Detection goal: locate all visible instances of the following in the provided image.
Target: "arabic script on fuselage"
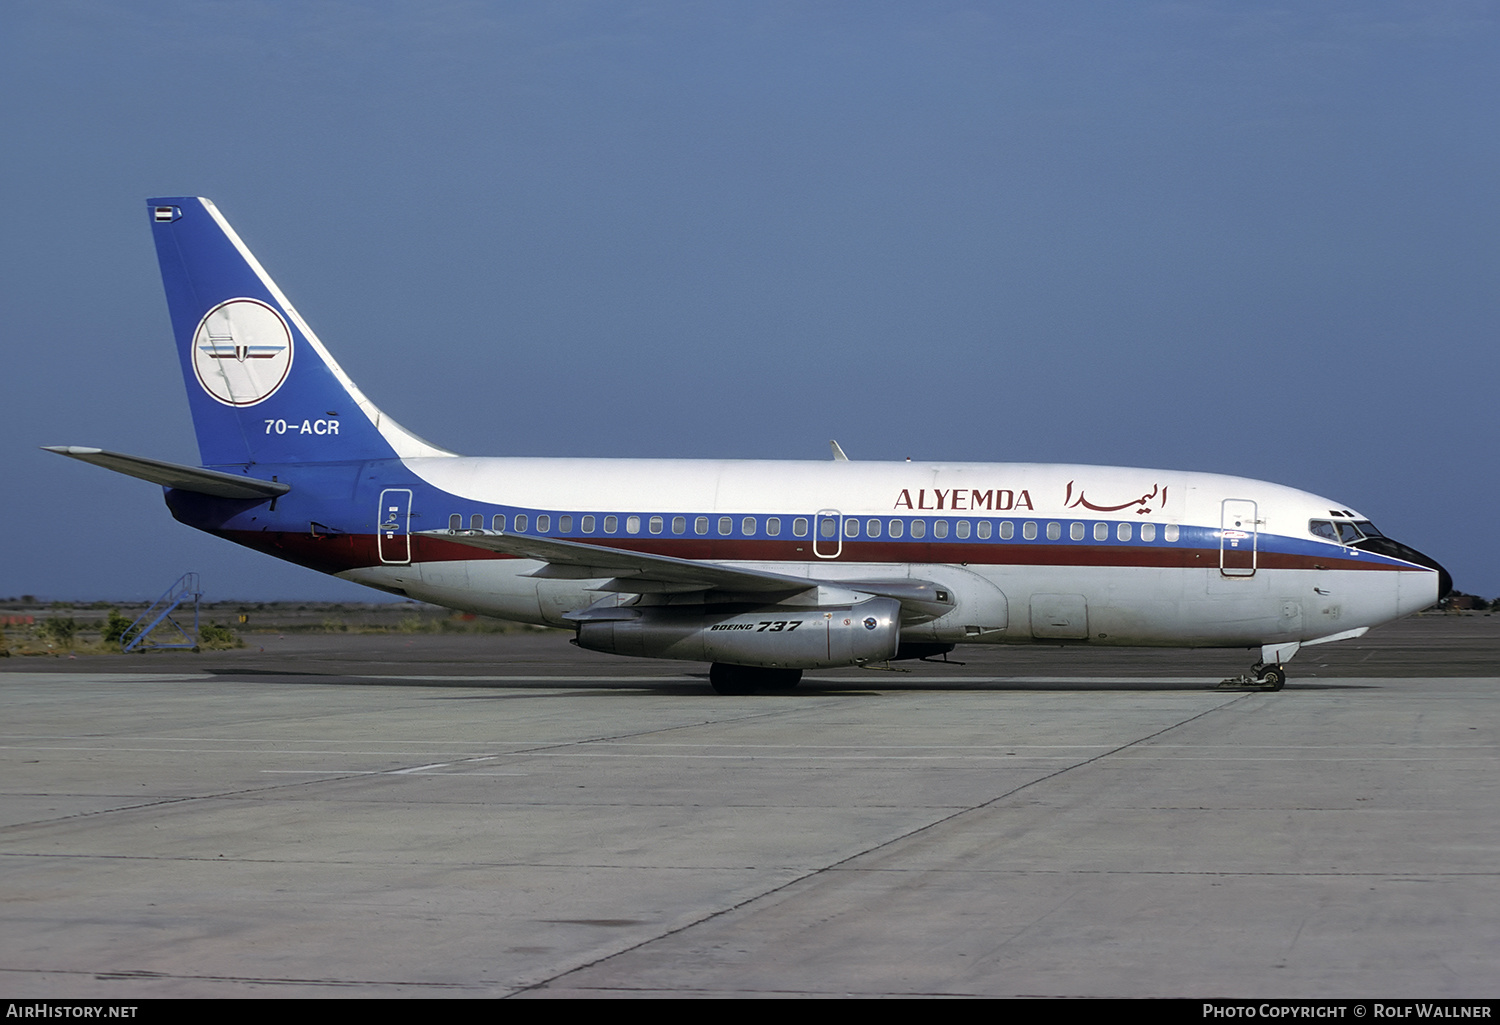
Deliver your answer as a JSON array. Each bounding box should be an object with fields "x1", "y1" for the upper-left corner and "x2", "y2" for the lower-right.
[{"x1": 1063, "y1": 480, "x2": 1168, "y2": 516}]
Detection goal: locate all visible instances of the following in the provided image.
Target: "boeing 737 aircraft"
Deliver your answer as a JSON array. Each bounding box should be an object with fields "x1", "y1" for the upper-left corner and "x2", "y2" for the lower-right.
[{"x1": 47, "y1": 197, "x2": 1451, "y2": 692}]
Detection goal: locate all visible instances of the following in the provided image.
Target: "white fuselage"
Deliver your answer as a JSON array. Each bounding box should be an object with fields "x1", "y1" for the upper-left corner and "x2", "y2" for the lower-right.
[{"x1": 337, "y1": 456, "x2": 1437, "y2": 651}]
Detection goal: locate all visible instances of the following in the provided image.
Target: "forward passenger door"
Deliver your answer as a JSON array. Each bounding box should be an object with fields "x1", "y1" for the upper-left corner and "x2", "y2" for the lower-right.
[{"x1": 1220, "y1": 499, "x2": 1259, "y2": 577}]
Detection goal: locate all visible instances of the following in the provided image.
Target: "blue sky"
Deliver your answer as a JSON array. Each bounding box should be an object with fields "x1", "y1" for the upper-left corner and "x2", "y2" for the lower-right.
[{"x1": 3, "y1": 1, "x2": 1496, "y2": 601}]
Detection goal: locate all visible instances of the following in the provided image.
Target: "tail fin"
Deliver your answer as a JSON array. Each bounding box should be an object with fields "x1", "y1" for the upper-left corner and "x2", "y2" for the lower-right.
[{"x1": 148, "y1": 197, "x2": 453, "y2": 467}]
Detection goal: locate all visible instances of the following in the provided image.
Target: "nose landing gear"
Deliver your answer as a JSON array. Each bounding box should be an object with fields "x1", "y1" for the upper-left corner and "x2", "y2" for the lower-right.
[
  {"x1": 1257, "y1": 663, "x2": 1287, "y2": 689},
  {"x1": 1219, "y1": 640, "x2": 1299, "y2": 691},
  {"x1": 1219, "y1": 660, "x2": 1287, "y2": 691}
]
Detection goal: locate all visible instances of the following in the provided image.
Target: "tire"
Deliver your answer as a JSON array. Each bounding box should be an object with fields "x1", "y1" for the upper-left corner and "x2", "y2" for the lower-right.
[
  {"x1": 1258, "y1": 665, "x2": 1287, "y2": 691},
  {"x1": 760, "y1": 668, "x2": 802, "y2": 690},
  {"x1": 709, "y1": 663, "x2": 756, "y2": 695}
]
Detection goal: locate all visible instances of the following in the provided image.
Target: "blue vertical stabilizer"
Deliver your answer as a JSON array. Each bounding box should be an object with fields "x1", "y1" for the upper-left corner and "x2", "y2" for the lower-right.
[{"x1": 147, "y1": 198, "x2": 453, "y2": 468}]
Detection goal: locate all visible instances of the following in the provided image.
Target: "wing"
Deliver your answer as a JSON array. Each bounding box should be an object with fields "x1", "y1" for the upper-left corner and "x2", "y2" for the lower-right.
[
  {"x1": 418, "y1": 529, "x2": 954, "y2": 618},
  {"x1": 421, "y1": 529, "x2": 811, "y2": 595}
]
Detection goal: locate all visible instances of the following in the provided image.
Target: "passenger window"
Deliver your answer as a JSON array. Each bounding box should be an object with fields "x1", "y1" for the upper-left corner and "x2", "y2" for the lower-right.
[
  {"x1": 719, "y1": 516, "x2": 733, "y2": 536},
  {"x1": 844, "y1": 518, "x2": 859, "y2": 538},
  {"x1": 649, "y1": 515, "x2": 663, "y2": 534},
  {"x1": 1094, "y1": 522, "x2": 1109, "y2": 541},
  {"x1": 581, "y1": 515, "x2": 595, "y2": 533},
  {"x1": 515, "y1": 514, "x2": 529, "y2": 532},
  {"x1": 604, "y1": 515, "x2": 618, "y2": 533},
  {"x1": 743, "y1": 517, "x2": 757, "y2": 536},
  {"x1": 977, "y1": 521, "x2": 992, "y2": 540},
  {"x1": 820, "y1": 518, "x2": 837, "y2": 538},
  {"x1": 626, "y1": 515, "x2": 641, "y2": 534},
  {"x1": 1069, "y1": 522, "x2": 1084, "y2": 541},
  {"x1": 536, "y1": 514, "x2": 550, "y2": 533},
  {"x1": 889, "y1": 519, "x2": 904, "y2": 538},
  {"x1": 999, "y1": 521, "x2": 1013, "y2": 540},
  {"x1": 1164, "y1": 524, "x2": 1179, "y2": 542},
  {"x1": 470, "y1": 514, "x2": 483, "y2": 530},
  {"x1": 933, "y1": 520, "x2": 948, "y2": 539},
  {"x1": 672, "y1": 515, "x2": 685, "y2": 534},
  {"x1": 956, "y1": 520, "x2": 970, "y2": 539},
  {"x1": 766, "y1": 517, "x2": 781, "y2": 536},
  {"x1": 1140, "y1": 522, "x2": 1155, "y2": 542},
  {"x1": 793, "y1": 517, "x2": 808, "y2": 537},
  {"x1": 449, "y1": 514, "x2": 461, "y2": 531},
  {"x1": 1022, "y1": 521, "x2": 1037, "y2": 540},
  {"x1": 695, "y1": 516, "x2": 709, "y2": 535},
  {"x1": 911, "y1": 519, "x2": 926, "y2": 539},
  {"x1": 492, "y1": 514, "x2": 506, "y2": 531},
  {"x1": 1046, "y1": 522, "x2": 1061, "y2": 540},
  {"x1": 559, "y1": 515, "x2": 572, "y2": 533},
  {"x1": 1117, "y1": 522, "x2": 1131, "y2": 541},
  {"x1": 866, "y1": 518, "x2": 881, "y2": 538}
]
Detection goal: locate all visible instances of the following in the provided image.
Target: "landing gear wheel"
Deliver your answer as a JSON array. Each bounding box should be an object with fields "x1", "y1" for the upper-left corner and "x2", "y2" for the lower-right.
[
  {"x1": 709, "y1": 664, "x2": 754, "y2": 694},
  {"x1": 1219, "y1": 661, "x2": 1289, "y2": 691},
  {"x1": 709, "y1": 664, "x2": 802, "y2": 695},
  {"x1": 1256, "y1": 664, "x2": 1287, "y2": 691},
  {"x1": 760, "y1": 668, "x2": 802, "y2": 691}
]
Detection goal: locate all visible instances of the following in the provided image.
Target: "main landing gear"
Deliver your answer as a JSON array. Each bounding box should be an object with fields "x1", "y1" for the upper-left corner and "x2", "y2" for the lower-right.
[{"x1": 709, "y1": 663, "x2": 803, "y2": 695}]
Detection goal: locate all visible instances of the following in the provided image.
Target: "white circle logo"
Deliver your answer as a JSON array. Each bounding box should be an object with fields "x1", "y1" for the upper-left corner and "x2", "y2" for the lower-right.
[{"x1": 191, "y1": 298, "x2": 294, "y2": 406}]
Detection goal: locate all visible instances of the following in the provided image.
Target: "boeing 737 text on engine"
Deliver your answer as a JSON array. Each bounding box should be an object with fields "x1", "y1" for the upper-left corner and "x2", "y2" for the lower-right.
[{"x1": 46, "y1": 198, "x2": 1451, "y2": 693}]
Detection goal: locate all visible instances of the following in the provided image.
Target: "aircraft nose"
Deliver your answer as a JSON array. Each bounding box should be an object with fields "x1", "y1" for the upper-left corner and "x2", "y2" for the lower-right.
[
  {"x1": 1404, "y1": 544, "x2": 1452, "y2": 601},
  {"x1": 1356, "y1": 535, "x2": 1451, "y2": 608},
  {"x1": 1392, "y1": 539, "x2": 1452, "y2": 604}
]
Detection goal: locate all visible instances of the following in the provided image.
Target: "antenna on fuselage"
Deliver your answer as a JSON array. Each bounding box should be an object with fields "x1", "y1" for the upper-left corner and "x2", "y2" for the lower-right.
[{"x1": 829, "y1": 440, "x2": 850, "y2": 461}]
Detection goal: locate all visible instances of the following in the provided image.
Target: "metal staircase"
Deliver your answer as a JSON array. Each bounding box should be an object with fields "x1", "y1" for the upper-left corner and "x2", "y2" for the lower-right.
[{"x1": 121, "y1": 573, "x2": 202, "y2": 652}]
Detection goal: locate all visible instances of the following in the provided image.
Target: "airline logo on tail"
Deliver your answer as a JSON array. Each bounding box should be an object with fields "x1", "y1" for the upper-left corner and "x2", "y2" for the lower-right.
[{"x1": 191, "y1": 298, "x2": 293, "y2": 406}]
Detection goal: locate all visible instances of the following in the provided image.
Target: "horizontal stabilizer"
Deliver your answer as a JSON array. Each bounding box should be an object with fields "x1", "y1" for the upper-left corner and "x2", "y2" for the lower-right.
[{"x1": 43, "y1": 446, "x2": 290, "y2": 500}]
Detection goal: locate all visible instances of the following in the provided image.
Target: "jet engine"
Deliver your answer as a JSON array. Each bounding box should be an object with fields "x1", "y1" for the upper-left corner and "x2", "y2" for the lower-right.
[{"x1": 574, "y1": 597, "x2": 901, "y2": 669}]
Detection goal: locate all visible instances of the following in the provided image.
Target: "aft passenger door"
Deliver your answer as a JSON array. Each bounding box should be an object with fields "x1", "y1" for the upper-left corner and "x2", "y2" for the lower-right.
[
  {"x1": 1220, "y1": 499, "x2": 1259, "y2": 577},
  {"x1": 378, "y1": 488, "x2": 412, "y2": 564}
]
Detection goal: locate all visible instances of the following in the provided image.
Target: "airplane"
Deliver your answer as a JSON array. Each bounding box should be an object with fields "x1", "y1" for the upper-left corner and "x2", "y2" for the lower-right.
[{"x1": 46, "y1": 197, "x2": 1452, "y2": 694}]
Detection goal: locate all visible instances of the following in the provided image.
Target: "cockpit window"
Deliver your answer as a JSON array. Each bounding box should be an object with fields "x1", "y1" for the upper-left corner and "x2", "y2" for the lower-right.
[{"x1": 1311, "y1": 518, "x2": 1386, "y2": 544}]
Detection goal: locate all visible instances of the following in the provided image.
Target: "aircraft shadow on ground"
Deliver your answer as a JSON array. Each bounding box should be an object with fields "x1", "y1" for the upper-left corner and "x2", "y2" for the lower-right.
[{"x1": 201, "y1": 669, "x2": 1377, "y2": 695}]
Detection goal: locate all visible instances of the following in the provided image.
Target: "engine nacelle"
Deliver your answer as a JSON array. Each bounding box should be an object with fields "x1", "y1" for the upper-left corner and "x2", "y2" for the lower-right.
[{"x1": 575, "y1": 597, "x2": 901, "y2": 669}]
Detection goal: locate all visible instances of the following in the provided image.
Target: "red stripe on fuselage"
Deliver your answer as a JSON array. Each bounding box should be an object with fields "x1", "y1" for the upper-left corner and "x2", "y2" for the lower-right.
[{"x1": 213, "y1": 530, "x2": 1418, "y2": 576}]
